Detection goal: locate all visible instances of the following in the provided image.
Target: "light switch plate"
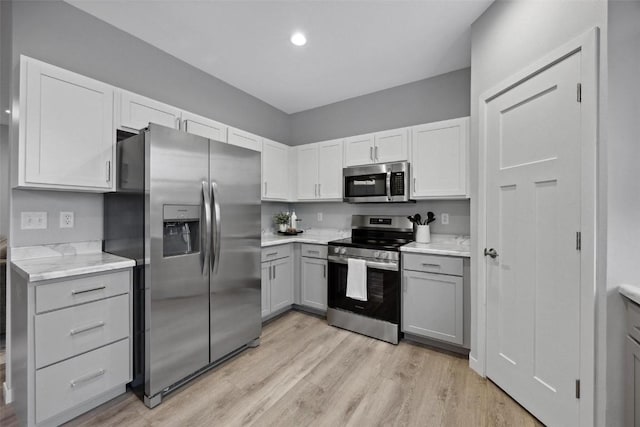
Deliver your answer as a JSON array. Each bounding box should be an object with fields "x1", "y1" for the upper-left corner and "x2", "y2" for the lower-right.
[
  {"x1": 441, "y1": 213, "x2": 449, "y2": 225},
  {"x1": 21, "y1": 212, "x2": 47, "y2": 230},
  {"x1": 317, "y1": 212, "x2": 323, "y2": 222}
]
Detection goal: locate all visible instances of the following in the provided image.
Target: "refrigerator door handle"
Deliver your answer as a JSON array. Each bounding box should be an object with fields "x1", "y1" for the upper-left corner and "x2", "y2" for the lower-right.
[
  {"x1": 201, "y1": 181, "x2": 212, "y2": 275},
  {"x1": 211, "y1": 180, "x2": 222, "y2": 275}
]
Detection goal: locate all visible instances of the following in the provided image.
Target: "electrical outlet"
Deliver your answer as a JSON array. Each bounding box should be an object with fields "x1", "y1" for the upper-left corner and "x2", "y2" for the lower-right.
[
  {"x1": 60, "y1": 211, "x2": 74, "y2": 228},
  {"x1": 317, "y1": 212, "x2": 323, "y2": 222},
  {"x1": 441, "y1": 213, "x2": 449, "y2": 225},
  {"x1": 21, "y1": 212, "x2": 47, "y2": 230}
]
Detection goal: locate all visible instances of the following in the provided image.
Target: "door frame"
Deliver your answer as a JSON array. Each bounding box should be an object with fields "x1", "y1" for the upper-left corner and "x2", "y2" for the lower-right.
[{"x1": 475, "y1": 28, "x2": 599, "y2": 426}]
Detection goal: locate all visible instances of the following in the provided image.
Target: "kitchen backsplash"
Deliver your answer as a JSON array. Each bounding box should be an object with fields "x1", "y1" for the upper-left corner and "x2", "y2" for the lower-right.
[{"x1": 262, "y1": 200, "x2": 471, "y2": 236}]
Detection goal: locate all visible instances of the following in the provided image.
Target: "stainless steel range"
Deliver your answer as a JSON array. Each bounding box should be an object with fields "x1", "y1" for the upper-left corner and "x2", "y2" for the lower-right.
[{"x1": 327, "y1": 215, "x2": 413, "y2": 344}]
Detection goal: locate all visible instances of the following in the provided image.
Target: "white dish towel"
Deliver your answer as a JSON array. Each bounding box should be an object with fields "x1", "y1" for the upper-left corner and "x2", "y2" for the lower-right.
[{"x1": 346, "y1": 258, "x2": 368, "y2": 301}]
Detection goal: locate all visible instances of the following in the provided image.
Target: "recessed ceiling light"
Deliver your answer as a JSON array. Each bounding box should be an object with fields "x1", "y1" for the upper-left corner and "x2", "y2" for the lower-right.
[
  {"x1": 4, "y1": 110, "x2": 9, "y2": 114},
  {"x1": 290, "y1": 32, "x2": 307, "y2": 47}
]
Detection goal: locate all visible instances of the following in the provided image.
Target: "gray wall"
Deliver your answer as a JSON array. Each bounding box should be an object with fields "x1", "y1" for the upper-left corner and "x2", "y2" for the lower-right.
[
  {"x1": 607, "y1": 2, "x2": 640, "y2": 426},
  {"x1": 9, "y1": 1, "x2": 290, "y2": 143},
  {"x1": 289, "y1": 68, "x2": 470, "y2": 145},
  {"x1": 470, "y1": 0, "x2": 607, "y2": 424}
]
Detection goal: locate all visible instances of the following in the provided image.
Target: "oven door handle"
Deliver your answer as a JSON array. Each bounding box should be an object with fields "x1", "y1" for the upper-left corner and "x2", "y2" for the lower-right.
[{"x1": 328, "y1": 256, "x2": 399, "y2": 272}]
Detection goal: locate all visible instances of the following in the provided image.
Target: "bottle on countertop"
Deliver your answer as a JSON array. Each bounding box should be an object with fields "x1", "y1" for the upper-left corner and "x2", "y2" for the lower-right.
[{"x1": 290, "y1": 211, "x2": 297, "y2": 230}]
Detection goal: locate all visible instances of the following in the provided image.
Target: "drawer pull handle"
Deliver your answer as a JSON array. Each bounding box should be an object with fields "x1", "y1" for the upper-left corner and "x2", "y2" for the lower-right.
[
  {"x1": 70, "y1": 369, "x2": 106, "y2": 388},
  {"x1": 307, "y1": 250, "x2": 320, "y2": 255},
  {"x1": 70, "y1": 321, "x2": 105, "y2": 336},
  {"x1": 421, "y1": 263, "x2": 441, "y2": 268},
  {"x1": 266, "y1": 252, "x2": 278, "y2": 257},
  {"x1": 71, "y1": 286, "x2": 106, "y2": 296}
]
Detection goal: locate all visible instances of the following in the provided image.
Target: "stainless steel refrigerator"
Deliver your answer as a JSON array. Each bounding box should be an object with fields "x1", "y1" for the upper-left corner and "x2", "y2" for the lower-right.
[{"x1": 104, "y1": 124, "x2": 261, "y2": 407}]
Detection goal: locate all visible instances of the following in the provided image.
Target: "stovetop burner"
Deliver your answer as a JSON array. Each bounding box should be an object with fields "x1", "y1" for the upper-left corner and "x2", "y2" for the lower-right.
[
  {"x1": 329, "y1": 214, "x2": 414, "y2": 252},
  {"x1": 329, "y1": 237, "x2": 410, "y2": 252}
]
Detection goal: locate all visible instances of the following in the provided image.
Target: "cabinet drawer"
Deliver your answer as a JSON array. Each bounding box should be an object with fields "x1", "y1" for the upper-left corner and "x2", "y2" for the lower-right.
[
  {"x1": 402, "y1": 253, "x2": 463, "y2": 276},
  {"x1": 35, "y1": 270, "x2": 130, "y2": 314},
  {"x1": 35, "y1": 338, "x2": 130, "y2": 424},
  {"x1": 627, "y1": 300, "x2": 640, "y2": 344},
  {"x1": 301, "y1": 244, "x2": 327, "y2": 259},
  {"x1": 261, "y1": 245, "x2": 291, "y2": 262},
  {"x1": 35, "y1": 294, "x2": 130, "y2": 369}
]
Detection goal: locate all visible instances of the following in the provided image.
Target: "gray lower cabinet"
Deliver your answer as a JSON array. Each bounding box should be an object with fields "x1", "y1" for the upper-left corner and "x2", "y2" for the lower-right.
[
  {"x1": 301, "y1": 255, "x2": 328, "y2": 312},
  {"x1": 10, "y1": 267, "x2": 132, "y2": 427},
  {"x1": 625, "y1": 298, "x2": 640, "y2": 426},
  {"x1": 261, "y1": 247, "x2": 293, "y2": 320},
  {"x1": 402, "y1": 253, "x2": 464, "y2": 346}
]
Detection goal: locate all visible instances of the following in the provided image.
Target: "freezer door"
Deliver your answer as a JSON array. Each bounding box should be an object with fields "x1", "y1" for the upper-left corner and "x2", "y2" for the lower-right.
[
  {"x1": 209, "y1": 139, "x2": 261, "y2": 362},
  {"x1": 146, "y1": 125, "x2": 211, "y2": 398}
]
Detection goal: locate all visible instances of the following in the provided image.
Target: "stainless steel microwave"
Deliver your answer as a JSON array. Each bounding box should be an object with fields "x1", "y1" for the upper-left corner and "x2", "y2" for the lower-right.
[{"x1": 343, "y1": 162, "x2": 411, "y2": 203}]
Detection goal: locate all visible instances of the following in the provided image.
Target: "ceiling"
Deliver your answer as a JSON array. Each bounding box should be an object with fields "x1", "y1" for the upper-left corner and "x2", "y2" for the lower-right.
[{"x1": 67, "y1": 0, "x2": 493, "y2": 114}]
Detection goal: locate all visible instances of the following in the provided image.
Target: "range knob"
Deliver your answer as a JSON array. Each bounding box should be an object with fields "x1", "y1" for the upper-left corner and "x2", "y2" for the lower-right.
[
  {"x1": 373, "y1": 251, "x2": 381, "y2": 258},
  {"x1": 339, "y1": 247, "x2": 347, "y2": 255},
  {"x1": 333, "y1": 247, "x2": 340, "y2": 254},
  {"x1": 380, "y1": 252, "x2": 389, "y2": 260}
]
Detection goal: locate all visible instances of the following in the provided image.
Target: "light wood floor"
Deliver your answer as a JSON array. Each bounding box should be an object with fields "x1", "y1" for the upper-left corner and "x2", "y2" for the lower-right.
[{"x1": 1, "y1": 311, "x2": 542, "y2": 426}]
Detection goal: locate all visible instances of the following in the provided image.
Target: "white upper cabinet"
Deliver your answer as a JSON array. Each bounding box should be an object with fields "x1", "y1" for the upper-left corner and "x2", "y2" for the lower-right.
[
  {"x1": 343, "y1": 133, "x2": 374, "y2": 167},
  {"x1": 228, "y1": 127, "x2": 262, "y2": 152},
  {"x1": 297, "y1": 144, "x2": 319, "y2": 200},
  {"x1": 317, "y1": 139, "x2": 343, "y2": 199},
  {"x1": 411, "y1": 117, "x2": 469, "y2": 199},
  {"x1": 344, "y1": 129, "x2": 409, "y2": 166},
  {"x1": 296, "y1": 139, "x2": 343, "y2": 201},
  {"x1": 18, "y1": 56, "x2": 115, "y2": 191},
  {"x1": 182, "y1": 111, "x2": 228, "y2": 142},
  {"x1": 262, "y1": 138, "x2": 290, "y2": 201},
  {"x1": 374, "y1": 127, "x2": 409, "y2": 163},
  {"x1": 118, "y1": 90, "x2": 181, "y2": 131}
]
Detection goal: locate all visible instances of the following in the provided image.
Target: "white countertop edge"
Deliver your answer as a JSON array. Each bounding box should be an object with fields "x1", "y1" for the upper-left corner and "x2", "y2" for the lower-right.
[
  {"x1": 11, "y1": 255, "x2": 136, "y2": 283},
  {"x1": 619, "y1": 284, "x2": 640, "y2": 306}
]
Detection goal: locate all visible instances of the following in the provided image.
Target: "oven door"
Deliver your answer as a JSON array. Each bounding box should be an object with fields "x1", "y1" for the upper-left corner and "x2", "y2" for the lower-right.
[{"x1": 327, "y1": 257, "x2": 400, "y2": 324}]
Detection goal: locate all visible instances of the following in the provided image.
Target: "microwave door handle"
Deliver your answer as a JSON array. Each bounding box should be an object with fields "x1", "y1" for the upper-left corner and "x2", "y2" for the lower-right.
[
  {"x1": 386, "y1": 171, "x2": 392, "y2": 201},
  {"x1": 201, "y1": 181, "x2": 211, "y2": 275},
  {"x1": 210, "y1": 181, "x2": 222, "y2": 275}
]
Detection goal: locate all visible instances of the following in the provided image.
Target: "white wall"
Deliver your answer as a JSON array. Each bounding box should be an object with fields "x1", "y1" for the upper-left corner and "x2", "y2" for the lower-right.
[
  {"x1": 469, "y1": 0, "x2": 607, "y2": 424},
  {"x1": 606, "y1": 2, "x2": 640, "y2": 425}
]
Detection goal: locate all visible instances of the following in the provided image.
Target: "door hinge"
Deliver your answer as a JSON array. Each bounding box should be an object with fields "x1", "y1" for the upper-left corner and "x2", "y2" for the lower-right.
[
  {"x1": 576, "y1": 232, "x2": 581, "y2": 251},
  {"x1": 577, "y1": 83, "x2": 582, "y2": 103},
  {"x1": 575, "y1": 379, "x2": 581, "y2": 399}
]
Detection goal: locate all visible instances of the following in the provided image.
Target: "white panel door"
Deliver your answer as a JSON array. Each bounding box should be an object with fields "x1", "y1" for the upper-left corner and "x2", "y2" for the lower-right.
[
  {"x1": 20, "y1": 56, "x2": 114, "y2": 191},
  {"x1": 228, "y1": 127, "x2": 262, "y2": 152},
  {"x1": 297, "y1": 144, "x2": 319, "y2": 200},
  {"x1": 374, "y1": 127, "x2": 409, "y2": 163},
  {"x1": 262, "y1": 138, "x2": 289, "y2": 200},
  {"x1": 343, "y1": 134, "x2": 374, "y2": 167},
  {"x1": 301, "y1": 257, "x2": 327, "y2": 311},
  {"x1": 261, "y1": 263, "x2": 271, "y2": 319},
  {"x1": 317, "y1": 139, "x2": 343, "y2": 200},
  {"x1": 119, "y1": 90, "x2": 181, "y2": 131},
  {"x1": 485, "y1": 52, "x2": 581, "y2": 427},
  {"x1": 270, "y1": 257, "x2": 293, "y2": 313},
  {"x1": 411, "y1": 118, "x2": 468, "y2": 198},
  {"x1": 402, "y1": 270, "x2": 463, "y2": 345},
  {"x1": 182, "y1": 111, "x2": 228, "y2": 142}
]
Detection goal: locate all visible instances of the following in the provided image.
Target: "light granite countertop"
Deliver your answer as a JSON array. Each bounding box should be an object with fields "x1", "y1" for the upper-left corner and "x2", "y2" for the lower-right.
[
  {"x1": 619, "y1": 284, "x2": 640, "y2": 306},
  {"x1": 262, "y1": 229, "x2": 349, "y2": 248},
  {"x1": 11, "y1": 241, "x2": 135, "y2": 282},
  {"x1": 400, "y1": 234, "x2": 471, "y2": 257}
]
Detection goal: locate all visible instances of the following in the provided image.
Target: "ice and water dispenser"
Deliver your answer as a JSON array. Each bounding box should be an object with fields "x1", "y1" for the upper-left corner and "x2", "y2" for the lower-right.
[{"x1": 163, "y1": 205, "x2": 200, "y2": 257}]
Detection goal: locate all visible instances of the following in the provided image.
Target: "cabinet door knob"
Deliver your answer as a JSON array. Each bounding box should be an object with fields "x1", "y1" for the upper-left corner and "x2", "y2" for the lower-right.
[{"x1": 484, "y1": 248, "x2": 499, "y2": 258}]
